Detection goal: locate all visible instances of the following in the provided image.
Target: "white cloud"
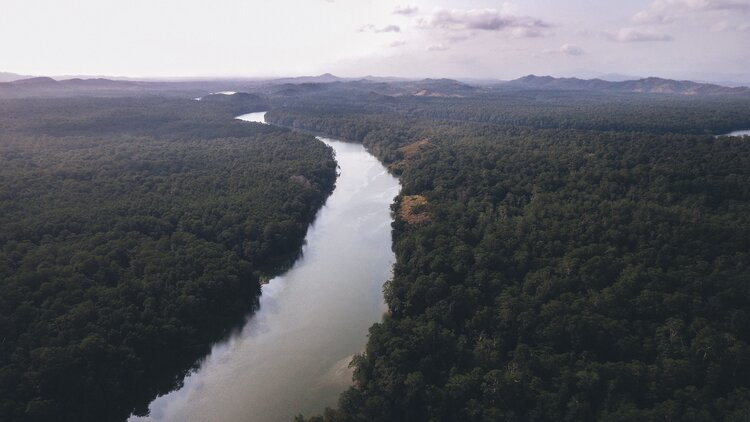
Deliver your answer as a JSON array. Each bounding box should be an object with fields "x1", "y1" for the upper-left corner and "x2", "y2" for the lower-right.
[
  {"x1": 427, "y1": 43, "x2": 449, "y2": 51},
  {"x1": 611, "y1": 27, "x2": 674, "y2": 42},
  {"x1": 417, "y1": 8, "x2": 550, "y2": 33},
  {"x1": 378, "y1": 25, "x2": 401, "y2": 33},
  {"x1": 393, "y1": 5, "x2": 419, "y2": 16},
  {"x1": 390, "y1": 40, "x2": 407, "y2": 47},
  {"x1": 358, "y1": 24, "x2": 401, "y2": 33},
  {"x1": 512, "y1": 27, "x2": 545, "y2": 38},
  {"x1": 634, "y1": 0, "x2": 750, "y2": 23},
  {"x1": 712, "y1": 20, "x2": 750, "y2": 30},
  {"x1": 711, "y1": 20, "x2": 732, "y2": 30},
  {"x1": 560, "y1": 43, "x2": 584, "y2": 55}
]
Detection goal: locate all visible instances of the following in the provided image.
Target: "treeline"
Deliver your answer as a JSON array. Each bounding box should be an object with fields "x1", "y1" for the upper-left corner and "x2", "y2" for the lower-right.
[
  {"x1": 0, "y1": 95, "x2": 270, "y2": 139},
  {"x1": 0, "y1": 97, "x2": 336, "y2": 421},
  {"x1": 267, "y1": 94, "x2": 750, "y2": 421},
  {"x1": 265, "y1": 89, "x2": 750, "y2": 136},
  {"x1": 391, "y1": 91, "x2": 750, "y2": 135}
]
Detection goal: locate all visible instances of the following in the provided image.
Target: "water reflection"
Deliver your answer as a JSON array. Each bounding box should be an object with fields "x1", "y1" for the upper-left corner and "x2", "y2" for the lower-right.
[{"x1": 130, "y1": 112, "x2": 399, "y2": 422}]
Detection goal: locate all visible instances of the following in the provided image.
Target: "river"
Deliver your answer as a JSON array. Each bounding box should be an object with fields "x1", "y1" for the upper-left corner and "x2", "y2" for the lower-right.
[{"x1": 129, "y1": 111, "x2": 400, "y2": 421}]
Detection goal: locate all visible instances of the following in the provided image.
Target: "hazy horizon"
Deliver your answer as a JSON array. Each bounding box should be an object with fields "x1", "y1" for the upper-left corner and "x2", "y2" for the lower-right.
[{"x1": 2, "y1": 0, "x2": 749, "y2": 84}]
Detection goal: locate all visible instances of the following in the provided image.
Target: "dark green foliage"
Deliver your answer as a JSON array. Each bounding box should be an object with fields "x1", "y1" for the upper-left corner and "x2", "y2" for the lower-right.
[
  {"x1": 0, "y1": 97, "x2": 336, "y2": 421},
  {"x1": 4, "y1": 83, "x2": 750, "y2": 421},
  {"x1": 264, "y1": 88, "x2": 750, "y2": 136},
  {"x1": 268, "y1": 93, "x2": 750, "y2": 421}
]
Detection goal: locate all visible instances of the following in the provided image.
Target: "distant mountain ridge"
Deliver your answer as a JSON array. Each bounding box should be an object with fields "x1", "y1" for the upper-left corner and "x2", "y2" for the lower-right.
[
  {"x1": 268, "y1": 73, "x2": 345, "y2": 84},
  {"x1": 506, "y1": 74, "x2": 750, "y2": 95},
  {"x1": 389, "y1": 78, "x2": 479, "y2": 97},
  {"x1": 257, "y1": 76, "x2": 479, "y2": 98},
  {"x1": 2, "y1": 73, "x2": 749, "y2": 98},
  {"x1": 4, "y1": 76, "x2": 136, "y2": 88},
  {"x1": 0, "y1": 77, "x2": 159, "y2": 98},
  {"x1": 0, "y1": 71, "x2": 31, "y2": 82}
]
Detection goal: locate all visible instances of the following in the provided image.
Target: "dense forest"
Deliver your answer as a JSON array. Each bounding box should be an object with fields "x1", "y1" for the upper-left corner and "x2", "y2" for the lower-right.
[
  {"x1": 0, "y1": 97, "x2": 336, "y2": 421},
  {"x1": 264, "y1": 93, "x2": 750, "y2": 421},
  {"x1": 265, "y1": 90, "x2": 750, "y2": 137},
  {"x1": 3, "y1": 79, "x2": 750, "y2": 421}
]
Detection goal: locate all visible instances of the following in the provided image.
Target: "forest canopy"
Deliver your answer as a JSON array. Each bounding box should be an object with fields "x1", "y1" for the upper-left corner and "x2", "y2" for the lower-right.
[
  {"x1": 265, "y1": 91, "x2": 750, "y2": 421},
  {"x1": 0, "y1": 97, "x2": 336, "y2": 421},
  {"x1": 3, "y1": 81, "x2": 750, "y2": 421}
]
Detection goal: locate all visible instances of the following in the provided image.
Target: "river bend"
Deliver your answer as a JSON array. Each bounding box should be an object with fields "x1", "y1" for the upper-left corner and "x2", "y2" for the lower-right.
[{"x1": 130, "y1": 111, "x2": 400, "y2": 422}]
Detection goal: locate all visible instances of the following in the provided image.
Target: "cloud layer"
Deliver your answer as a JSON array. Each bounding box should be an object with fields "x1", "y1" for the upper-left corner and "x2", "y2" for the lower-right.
[
  {"x1": 417, "y1": 8, "x2": 550, "y2": 33},
  {"x1": 611, "y1": 27, "x2": 674, "y2": 42},
  {"x1": 560, "y1": 43, "x2": 584, "y2": 55},
  {"x1": 393, "y1": 5, "x2": 419, "y2": 16},
  {"x1": 3, "y1": 0, "x2": 749, "y2": 83},
  {"x1": 634, "y1": 0, "x2": 750, "y2": 23},
  {"x1": 359, "y1": 24, "x2": 401, "y2": 34}
]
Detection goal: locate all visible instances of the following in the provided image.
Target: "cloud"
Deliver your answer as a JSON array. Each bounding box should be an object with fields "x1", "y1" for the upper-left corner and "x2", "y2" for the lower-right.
[
  {"x1": 358, "y1": 24, "x2": 401, "y2": 34},
  {"x1": 512, "y1": 27, "x2": 545, "y2": 38},
  {"x1": 393, "y1": 5, "x2": 419, "y2": 16},
  {"x1": 712, "y1": 19, "x2": 750, "y2": 31},
  {"x1": 426, "y1": 43, "x2": 449, "y2": 52},
  {"x1": 711, "y1": 20, "x2": 732, "y2": 30},
  {"x1": 390, "y1": 40, "x2": 407, "y2": 48},
  {"x1": 560, "y1": 43, "x2": 584, "y2": 55},
  {"x1": 543, "y1": 43, "x2": 585, "y2": 56},
  {"x1": 377, "y1": 25, "x2": 401, "y2": 33},
  {"x1": 610, "y1": 27, "x2": 674, "y2": 42},
  {"x1": 417, "y1": 8, "x2": 550, "y2": 33},
  {"x1": 634, "y1": 0, "x2": 750, "y2": 23}
]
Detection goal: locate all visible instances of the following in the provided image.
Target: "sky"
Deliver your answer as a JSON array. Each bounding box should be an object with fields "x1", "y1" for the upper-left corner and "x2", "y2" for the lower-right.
[{"x1": 1, "y1": 0, "x2": 749, "y2": 82}]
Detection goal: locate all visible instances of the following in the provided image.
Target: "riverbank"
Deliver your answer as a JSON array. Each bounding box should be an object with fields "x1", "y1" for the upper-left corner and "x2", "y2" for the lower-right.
[{"x1": 130, "y1": 113, "x2": 400, "y2": 422}]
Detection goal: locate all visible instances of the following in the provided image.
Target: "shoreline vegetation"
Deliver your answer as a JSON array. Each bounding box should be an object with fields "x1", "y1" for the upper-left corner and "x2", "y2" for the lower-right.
[
  {"x1": 2, "y1": 75, "x2": 750, "y2": 421},
  {"x1": 0, "y1": 96, "x2": 336, "y2": 421},
  {"x1": 263, "y1": 92, "x2": 750, "y2": 421},
  {"x1": 129, "y1": 117, "x2": 401, "y2": 422}
]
